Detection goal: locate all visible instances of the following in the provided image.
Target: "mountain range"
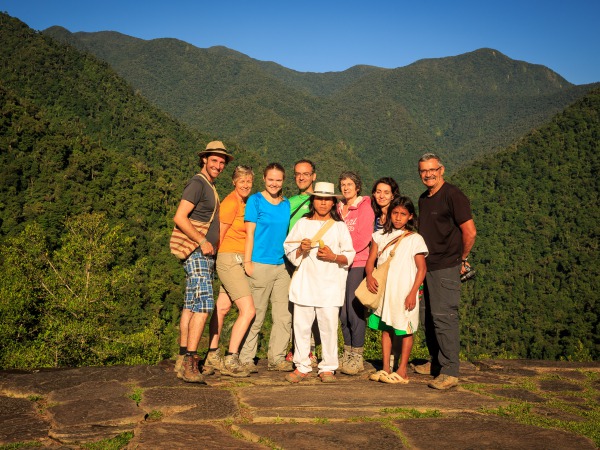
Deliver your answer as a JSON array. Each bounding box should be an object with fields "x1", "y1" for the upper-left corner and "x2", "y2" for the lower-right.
[{"x1": 43, "y1": 26, "x2": 598, "y2": 196}]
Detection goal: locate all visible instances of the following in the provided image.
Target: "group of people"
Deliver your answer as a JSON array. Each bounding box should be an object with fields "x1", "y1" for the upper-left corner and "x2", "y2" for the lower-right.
[{"x1": 173, "y1": 141, "x2": 476, "y2": 390}]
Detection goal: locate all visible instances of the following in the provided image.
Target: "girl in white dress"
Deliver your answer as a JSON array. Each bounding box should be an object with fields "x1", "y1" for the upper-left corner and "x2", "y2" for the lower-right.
[
  {"x1": 284, "y1": 182, "x2": 356, "y2": 383},
  {"x1": 365, "y1": 196, "x2": 428, "y2": 384}
]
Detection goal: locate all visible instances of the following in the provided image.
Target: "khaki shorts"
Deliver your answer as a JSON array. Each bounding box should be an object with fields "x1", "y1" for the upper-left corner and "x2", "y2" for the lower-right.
[{"x1": 216, "y1": 252, "x2": 252, "y2": 301}]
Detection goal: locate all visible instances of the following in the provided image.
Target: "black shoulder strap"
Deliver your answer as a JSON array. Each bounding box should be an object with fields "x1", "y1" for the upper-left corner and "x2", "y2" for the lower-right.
[{"x1": 290, "y1": 197, "x2": 310, "y2": 220}]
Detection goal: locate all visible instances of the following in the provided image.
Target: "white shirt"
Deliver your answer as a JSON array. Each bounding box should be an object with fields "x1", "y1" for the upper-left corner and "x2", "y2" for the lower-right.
[{"x1": 285, "y1": 218, "x2": 356, "y2": 307}]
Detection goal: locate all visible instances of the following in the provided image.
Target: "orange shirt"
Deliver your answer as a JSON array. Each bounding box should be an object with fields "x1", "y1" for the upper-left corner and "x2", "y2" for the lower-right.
[{"x1": 218, "y1": 191, "x2": 246, "y2": 253}]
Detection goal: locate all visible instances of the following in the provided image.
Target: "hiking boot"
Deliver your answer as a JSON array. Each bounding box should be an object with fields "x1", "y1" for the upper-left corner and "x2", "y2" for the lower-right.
[
  {"x1": 341, "y1": 347, "x2": 364, "y2": 375},
  {"x1": 204, "y1": 348, "x2": 225, "y2": 372},
  {"x1": 221, "y1": 353, "x2": 251, "y2": 378},
  {"x1": 239, "y1": 361, "x2": 259, "y2": 373},
  {"x1": 338, "y1": 345, "x2": 351, "y2": 372},
  {"x1": 267, "y1": 359, "x2": 294, "y2": 372},
  {"x1": 174, "y1": 354, "x2": 184, "y2": 374},
  {"x1": 413, "y1": 361, "x2": 432, "y2": 375},
  {"x1": 180, "y1": 354, "x2": 206, "y2": 384},
  {"x1": 428, "y1": 374, "x2": 459, "y2": 390}
]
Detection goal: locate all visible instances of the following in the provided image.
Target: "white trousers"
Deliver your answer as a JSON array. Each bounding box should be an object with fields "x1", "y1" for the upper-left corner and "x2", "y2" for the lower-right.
[{"x1": 292, "y1": 304, "x2": 340, "y2": 374}]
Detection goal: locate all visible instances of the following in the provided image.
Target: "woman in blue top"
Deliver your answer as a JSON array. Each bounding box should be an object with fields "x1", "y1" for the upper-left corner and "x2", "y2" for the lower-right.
[{"x1": 239, "y1": 163, "x2": 293, "y2": 372}]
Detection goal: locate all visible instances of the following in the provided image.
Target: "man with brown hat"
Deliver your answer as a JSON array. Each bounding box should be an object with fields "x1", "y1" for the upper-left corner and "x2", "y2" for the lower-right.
[{"x1": 173, "y1": 141, "x2": 233, "y2": 383}]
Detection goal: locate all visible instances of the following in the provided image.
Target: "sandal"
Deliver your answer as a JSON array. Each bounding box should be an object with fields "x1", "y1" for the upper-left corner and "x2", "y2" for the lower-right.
[
  {"x1": 285, "y1": 369, "x2": 309, "y2": 383},
  {"x1": 380, "y1": 372, "x2": 409, "y2": 384},
  {"x1": 319, "y1": 371, "x2": 336, "y2": 383},
  {"x1": 369, "y1": 370, "x2": 389, "y2": 382}
]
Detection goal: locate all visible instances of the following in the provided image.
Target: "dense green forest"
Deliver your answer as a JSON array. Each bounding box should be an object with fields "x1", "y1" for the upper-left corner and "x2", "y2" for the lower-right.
[
  {"x1": 0, "y1": 14, "x2": 266, "y2": 368},
  {"x1": 44, "y1": 27, "x2": 597, "y2": 197},
  {"x1": 451, "y1": 88, "x2": 600, "y2": 360},
  {"x1": 0, "y1": 13, "x2": 598, "y2": 369}
]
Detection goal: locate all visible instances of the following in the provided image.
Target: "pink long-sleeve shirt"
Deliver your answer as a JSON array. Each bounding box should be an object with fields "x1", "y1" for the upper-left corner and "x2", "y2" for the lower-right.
[{"x1": 337, "y1": 196, "x2": 375, "y2": 268}]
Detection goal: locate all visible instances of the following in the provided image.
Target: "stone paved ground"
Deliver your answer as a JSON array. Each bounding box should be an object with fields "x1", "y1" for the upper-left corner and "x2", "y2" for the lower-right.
[{"x1": 0, "y1": 359, "x2": 598, "y2": 449}]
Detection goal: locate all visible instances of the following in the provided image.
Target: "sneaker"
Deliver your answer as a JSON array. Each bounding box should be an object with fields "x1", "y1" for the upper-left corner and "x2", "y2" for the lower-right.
[
  {"x1": 428, "y1": 374, "x2": 459, "y2": 390},
  {"x1": 309, "y1": 352, "x2": 318, "y2": 368},
  {"x1": 413, "y1": 361, "x2": 432, "y2": 375},
  {"x1": 267, "y1": 359, "x2": 294, "y2": 372},
  {"x1": 239, "y1": 361, "x2": 259, "y2": 373},
  {"x1": 204, "y1": 348, "x2": 225, "y2": 372},
  {"x1": 221, "y1": 354, "x2": 251, "y2": 378},
  {"x1": 180, "y1": 354, "x2": 206, "y2": 384}
]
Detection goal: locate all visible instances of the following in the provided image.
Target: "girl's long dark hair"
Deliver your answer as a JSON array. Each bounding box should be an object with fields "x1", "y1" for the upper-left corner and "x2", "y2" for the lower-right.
[
  {"x1": 370, "y1": 177, "x2": 400, "y2": 219},
  {"x1": 305, "y1": 196, "x2": 343, "y2": 221},
  {"x1": 383, "y1": 196, "x2": 418, "y2": 234}
]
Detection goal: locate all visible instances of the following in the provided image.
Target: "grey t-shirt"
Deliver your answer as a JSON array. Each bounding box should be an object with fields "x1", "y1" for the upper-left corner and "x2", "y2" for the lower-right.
[{"x1": 181, "y1": 174, "x2": 220, "y2": 246}]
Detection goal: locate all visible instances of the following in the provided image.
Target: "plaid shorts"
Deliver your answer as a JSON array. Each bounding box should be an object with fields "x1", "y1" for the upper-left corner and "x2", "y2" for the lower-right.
[{"x1": 183, "y1": 250, "x2": 215, "y2": 313}]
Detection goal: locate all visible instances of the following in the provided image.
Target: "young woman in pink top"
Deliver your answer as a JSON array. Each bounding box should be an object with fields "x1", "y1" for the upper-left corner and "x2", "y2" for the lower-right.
[{"x1": 336, "y1": 171, "x2": 375, "y2": 375}]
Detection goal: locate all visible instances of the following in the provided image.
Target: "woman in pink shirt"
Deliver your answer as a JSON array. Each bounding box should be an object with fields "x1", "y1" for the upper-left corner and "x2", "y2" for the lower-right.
[{"x1": 337, "y1": 171, "x2": 375, "y2": 375}]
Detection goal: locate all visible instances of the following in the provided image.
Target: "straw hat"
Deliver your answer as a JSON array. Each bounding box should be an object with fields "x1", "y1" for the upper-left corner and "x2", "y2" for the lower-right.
[{"x1": 198, "y1": 141, "x2": 234, "y2": 162}]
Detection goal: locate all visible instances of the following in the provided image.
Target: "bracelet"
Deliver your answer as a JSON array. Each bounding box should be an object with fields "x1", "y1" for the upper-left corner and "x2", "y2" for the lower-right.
[{"x1": 462, "y1": 256, "x2": 469, "y2": 262}]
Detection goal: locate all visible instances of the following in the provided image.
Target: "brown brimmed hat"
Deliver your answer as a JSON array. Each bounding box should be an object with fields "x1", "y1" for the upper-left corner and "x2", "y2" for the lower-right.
[
  {"x1": 198, "y1": 141, "x2": 234, "y2": 162},
  {"x1": 310, "y1": 182, "x2": 343, "y2": 199}
]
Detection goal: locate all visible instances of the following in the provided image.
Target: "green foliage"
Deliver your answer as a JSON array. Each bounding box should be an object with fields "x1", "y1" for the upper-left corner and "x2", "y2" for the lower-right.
[{"x1": 453, "y1": 88, "x2": 600, "y2": 361}]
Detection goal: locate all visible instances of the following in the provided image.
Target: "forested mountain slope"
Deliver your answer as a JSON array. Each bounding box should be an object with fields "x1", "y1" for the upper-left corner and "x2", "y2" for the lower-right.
[
  {"x1": 0, "y1": 13, "x2": 266, "y2": 368},
  {"x1": 45, "y1": 27, "x2": 597, "y2": 196},
  {"x1": 452, "y1": 88, "x2": 600, "y2": 360}
]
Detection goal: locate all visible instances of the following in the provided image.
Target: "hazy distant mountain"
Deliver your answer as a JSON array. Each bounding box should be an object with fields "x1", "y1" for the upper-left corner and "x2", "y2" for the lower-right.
[{"x1": 44, "y1": 26, "x2": 597, "y2": 195}]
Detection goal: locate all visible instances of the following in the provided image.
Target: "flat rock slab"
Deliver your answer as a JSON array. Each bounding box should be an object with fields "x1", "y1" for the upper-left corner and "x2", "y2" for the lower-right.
[
  {"x1": 539, "y1": 379, "x2": 585, "y2": 392},
  {"x1": 0, "y1": 365, "x2": 179, "y2": 398},
  {"x1": 489, "y1": 388, "x2": 546, "y2": 403},
  {"x1": 141, "y1": 387, "x2": 239, "y2": 421},
  {"x1": 129, "y1": 422, "x2": 264, "y2": 449},
  {"x1": 239, "y1": 381, "x2": 499, "y2": 420},
  {"x1": 48, "y1": 396, "x2": 143, "y2": 428},
  {"x1": 240, "y1": 422, "x2": 405, "y2": 449},
  {"x1": 0, "y1": 396, "x2": 49, "y2": 444},
  {"x1": 395, "y1": 415, "x2": 597, "y2": 449}
]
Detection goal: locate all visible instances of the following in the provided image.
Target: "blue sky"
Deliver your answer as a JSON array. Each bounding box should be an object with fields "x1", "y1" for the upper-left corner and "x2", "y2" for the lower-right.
[{"x1": 2, "y1": 0, "x2": 599, "y2": 85}]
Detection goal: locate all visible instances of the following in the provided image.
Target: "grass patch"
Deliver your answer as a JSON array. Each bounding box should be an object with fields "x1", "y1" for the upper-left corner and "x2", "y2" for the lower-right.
[
  {"x1": 82, "y1": 431, "x2": 134, "y2": 450},
  {"x1": 482, "y1": 397, "x2": 600, "y2": 447},
  {"x1": 257, "y1": 436, "x2": 282, "y2": 449},
  {"x1": 380, "y1": 407, "x2": 442, "y2": 418},
  {"x1": 145, "y1": 410, "x2": 163, "y2": 421},
  {"x1": 312, "y1": 417, "x2": 330, "y2": 424},
  {"x1": 0, "y1": 442, "x2": 42, "y2": 449},
  {"x1": 127, "y1": 387, "x2": 143, "y2": 406}
]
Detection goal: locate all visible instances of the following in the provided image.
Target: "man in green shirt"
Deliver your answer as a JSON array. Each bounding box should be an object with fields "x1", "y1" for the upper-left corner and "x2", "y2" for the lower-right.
[
  {"x1": 288, "y1": 159, "x2": 316, "y2": 232},
  {"x1": 286, "y1": 159, "x2": 319, "y2": 365}
]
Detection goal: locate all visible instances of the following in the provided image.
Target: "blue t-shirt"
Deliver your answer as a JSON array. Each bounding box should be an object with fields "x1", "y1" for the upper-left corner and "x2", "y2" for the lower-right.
[{"x1": 245, "y1": 192, "x2": 291, "y2": 265}]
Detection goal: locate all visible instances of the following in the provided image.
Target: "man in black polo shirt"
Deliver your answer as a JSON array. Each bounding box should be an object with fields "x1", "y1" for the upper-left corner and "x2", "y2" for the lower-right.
[{"x1": 415, "y1": 153, "x2": 476, "y2": 389}]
